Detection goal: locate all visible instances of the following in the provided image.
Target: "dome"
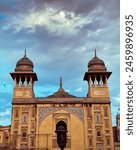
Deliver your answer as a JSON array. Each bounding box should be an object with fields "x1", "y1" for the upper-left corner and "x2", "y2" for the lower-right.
[
  {"x1": 88, "y1": 50, "x2": 107, "y2": 72},
  {"x1": 15, "y1": 51, "x2": 34, "y2": 72}
]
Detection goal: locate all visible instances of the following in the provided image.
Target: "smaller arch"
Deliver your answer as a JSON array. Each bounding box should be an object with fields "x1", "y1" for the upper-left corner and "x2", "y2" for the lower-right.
[
  {"x1": 102, "y1": 76, "x2": 106, "y2": 84},
  {"x1": 56, "y1": 120, "x2": 67, "y2": 131},
  {"x1": 96, "y1": 75, "x2": 100, "y2": 84},
  {"x1": 91, "y1": 76, "x2": 95, "y2": 84},
  {"x1": 21, "y1": 76, "x2": 25, "y2": 85}
]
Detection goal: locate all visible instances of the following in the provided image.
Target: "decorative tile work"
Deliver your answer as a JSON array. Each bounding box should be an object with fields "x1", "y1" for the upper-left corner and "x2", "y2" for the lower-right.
[
  {"x1": 38, "y1": 106, "x2": 84, "y2": 124},
  {"x1": 22, "y1": 112, "x2": 28, "y2": 124},
  {"x1": 94, "y1": 112, "x2": 101, "y2": 124}
]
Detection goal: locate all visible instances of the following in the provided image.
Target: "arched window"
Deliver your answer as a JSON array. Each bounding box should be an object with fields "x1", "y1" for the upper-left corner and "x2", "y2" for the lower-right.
[
  {"x1": 55, "y1": 120, "x2": 68, "y2": 149},
  {"x1": 56, "y1": 121, "x2": 67, "y2": 131},
  {"x1": 15, "y1": 108, "x2": 19, "y2": 118},
  {"x1": 104, "y1": 107, "x2": 109, "y2": 117}
]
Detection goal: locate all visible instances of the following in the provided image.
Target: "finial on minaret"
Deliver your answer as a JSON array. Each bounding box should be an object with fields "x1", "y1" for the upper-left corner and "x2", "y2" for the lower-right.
[
  {"x1": 94, "y1": 49, "x2": 97, "y2": 57},
  {"x1": 24, "y1": 49, "x2": 27, "y2": 57},
  {"x1": 60, "y1": 77, "x2": 62, "y2": 88}
]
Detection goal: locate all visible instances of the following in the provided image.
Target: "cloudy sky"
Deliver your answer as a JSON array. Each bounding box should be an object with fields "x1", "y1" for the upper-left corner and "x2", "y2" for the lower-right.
[{"x1": 0, "y1": 0, "x2": 119, "y2": 125}]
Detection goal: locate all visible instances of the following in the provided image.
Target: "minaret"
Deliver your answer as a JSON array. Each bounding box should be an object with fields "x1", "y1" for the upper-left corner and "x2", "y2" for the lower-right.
[
  {"x1": 84, "y1": 50, "x2": 111, "y2": 98},
  {"x1": 10, "y1": 50, "x2": 38, "y2": 98},
  {"x1": 116, "y1": 108, "x2": 120, "y2": 142}
]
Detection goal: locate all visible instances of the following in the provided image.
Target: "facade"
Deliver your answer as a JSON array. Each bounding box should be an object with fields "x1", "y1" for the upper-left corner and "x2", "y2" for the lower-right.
[
  {"x1": 0, "y1": 125, "x2": 10, "y2": 150},
  {"x1": 113, "y1": 111, "x2": 120, "y2": 150},
  {"x1": 0, "y1": 50, "x2": 120, "y2": 150}
]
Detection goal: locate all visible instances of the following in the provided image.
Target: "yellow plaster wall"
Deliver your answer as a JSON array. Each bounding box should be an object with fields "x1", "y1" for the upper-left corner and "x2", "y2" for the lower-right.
[{"x1": 70, "y1": 114, "x2": 84, "y2": 150}]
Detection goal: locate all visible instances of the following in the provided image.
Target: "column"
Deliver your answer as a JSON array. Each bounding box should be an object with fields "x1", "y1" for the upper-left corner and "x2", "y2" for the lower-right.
[
  {"x1": 19, "y1": 77, "x2": 22, "y2": 87},
  {"x1": 94, "y1": 76, "x2": 98, "y2": 86},
  {"x1": 100, "y1": 76, "x2": 103, "y2": 86},
  {"x1": 105, "y1": 76, "x2": 108, "y2": 87},
  {"x1": 30, "y1": 77, "x2": 32, "y2": 87},
  {"x1": 24, "y1": 77, "x2": 27, "y2": 87},
  {"x1": 14, "y1": 77, "x2": 17, "y2": 87}
]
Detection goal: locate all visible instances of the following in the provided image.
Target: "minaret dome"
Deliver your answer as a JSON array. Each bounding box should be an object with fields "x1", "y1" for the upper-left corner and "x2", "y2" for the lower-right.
[
  {"x1": 15, "y1": 50, "x2": 34, "y2": 72},
  {"x1": 88, "y1": 49, "x2": 107, "y2": 72}
]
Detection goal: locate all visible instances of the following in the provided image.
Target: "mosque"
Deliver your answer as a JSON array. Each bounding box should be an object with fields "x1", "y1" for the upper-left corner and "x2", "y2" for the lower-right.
[{"x1": 0, "y1": 50, "x2": 120, "y2": 150}]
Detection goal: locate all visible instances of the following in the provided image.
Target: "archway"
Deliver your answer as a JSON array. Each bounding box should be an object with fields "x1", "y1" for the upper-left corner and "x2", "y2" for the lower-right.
[{"x1": 55, "y1": 121, "x2": 68, "y2": 150}]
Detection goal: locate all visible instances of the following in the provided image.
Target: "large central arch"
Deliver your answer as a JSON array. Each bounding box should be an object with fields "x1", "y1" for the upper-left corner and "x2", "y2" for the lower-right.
[{"x1": 38, "y1": 109, "x2": 85, "y2": 150}]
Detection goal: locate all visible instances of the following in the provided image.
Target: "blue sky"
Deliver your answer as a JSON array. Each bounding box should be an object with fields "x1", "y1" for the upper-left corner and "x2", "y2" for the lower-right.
[{"x1": 0, "y1": 0, "x2": 119, "y2": 125}]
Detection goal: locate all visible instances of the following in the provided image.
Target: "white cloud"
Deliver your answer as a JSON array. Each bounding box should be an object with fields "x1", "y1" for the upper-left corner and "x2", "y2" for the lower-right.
[
  {"x1": 0, "y1": 117, "x2": 11, "y2": 126},
  {"x1": 75, "y1": 87, "x2": 83, "y2": 92},
  {"x1": 113, "y1": 94, "x2": 120, "y2": 102},
  {"x1": 11, "y1": 7, "x2": 92, "y2": 35},
  {"x1": 0, "y1": 108, "x2": 11, "y2": 117},
  {"x1": 65, "y1": 89, "x2": 70, "y2": 93}
]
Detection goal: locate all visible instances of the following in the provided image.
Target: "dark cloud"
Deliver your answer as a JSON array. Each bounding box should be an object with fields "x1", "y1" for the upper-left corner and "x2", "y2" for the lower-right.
[
  {"x1": 0, "y1": 0, "x2": 119, "y2": 125},
  {"x1": 0, "y1": 2, "x2": 15, "y2": 13}
]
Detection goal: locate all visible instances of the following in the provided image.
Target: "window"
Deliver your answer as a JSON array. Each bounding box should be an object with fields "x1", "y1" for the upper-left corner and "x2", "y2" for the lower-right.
[
  {"x1": 31, "y1": 138, "x2": 35, "y2": 147},
  {"x1": 106, "y1": 137, "x2": 110, "y2": 145},
  {"x1": 97, "y1": 131, "x2": 100, "y2": 136},
  {"x1": 87, "y1": 120, "x2": 92, "y2": 129},
  {"x1": 21, "y1": 128, "x2": 28, "y2": 141},
  {"x1": 104, "y1": 107, "x2": 109, "y2": 117},
  {"x1": 14, "y1": 121, "x2": 18, "y2": 129},
  {"x1": 96, "y1": 129, "x2": 101, "y2": 137},
  {"x1": 22, "y1": 132, "x2": 27, "y2": 138},
  {"x1": 88, "y1": 137, "x2": 92, "y2": 146},
  {"x1": 13, "y1": 138, "x2": 17, "y2": 147},
  {"x1": 14, "y1": 108, "x2": 19, "y2": 117},
  {"x1": 31, "y1": 121, "x2": 35, "y2": 129},
  {"x1": 105, "y1": 120, "x2": 109, "y2": 128},
  {"x1": 32, "y1": 108, "x2": 36, "y2": 117}
]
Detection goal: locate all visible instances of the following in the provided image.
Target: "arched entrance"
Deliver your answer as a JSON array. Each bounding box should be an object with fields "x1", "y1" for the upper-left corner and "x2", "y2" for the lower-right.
[{"x1": 55, "y1": 121, "x2": 68, "y2": 150}]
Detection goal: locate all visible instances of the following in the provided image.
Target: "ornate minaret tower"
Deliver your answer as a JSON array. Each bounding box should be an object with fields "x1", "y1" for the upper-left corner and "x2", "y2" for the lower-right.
[
  {"x1": 116, "y1": 109, "x2": 120, "y2": 142},
  {"x1": 84, "y1": 49, "x2": 111, "y2": 98},
  {"x1": 10, "y1": 50, "x2": 38, "y2": 98},
  {"x1": 84, "y1": 50, "x2": 114, "y2": 150}
]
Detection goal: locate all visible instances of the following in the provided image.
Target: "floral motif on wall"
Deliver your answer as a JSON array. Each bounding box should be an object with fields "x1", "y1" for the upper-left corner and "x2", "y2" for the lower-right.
[{"x1": 38, "y1": 106, "x2": 84, "y2": 124}]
